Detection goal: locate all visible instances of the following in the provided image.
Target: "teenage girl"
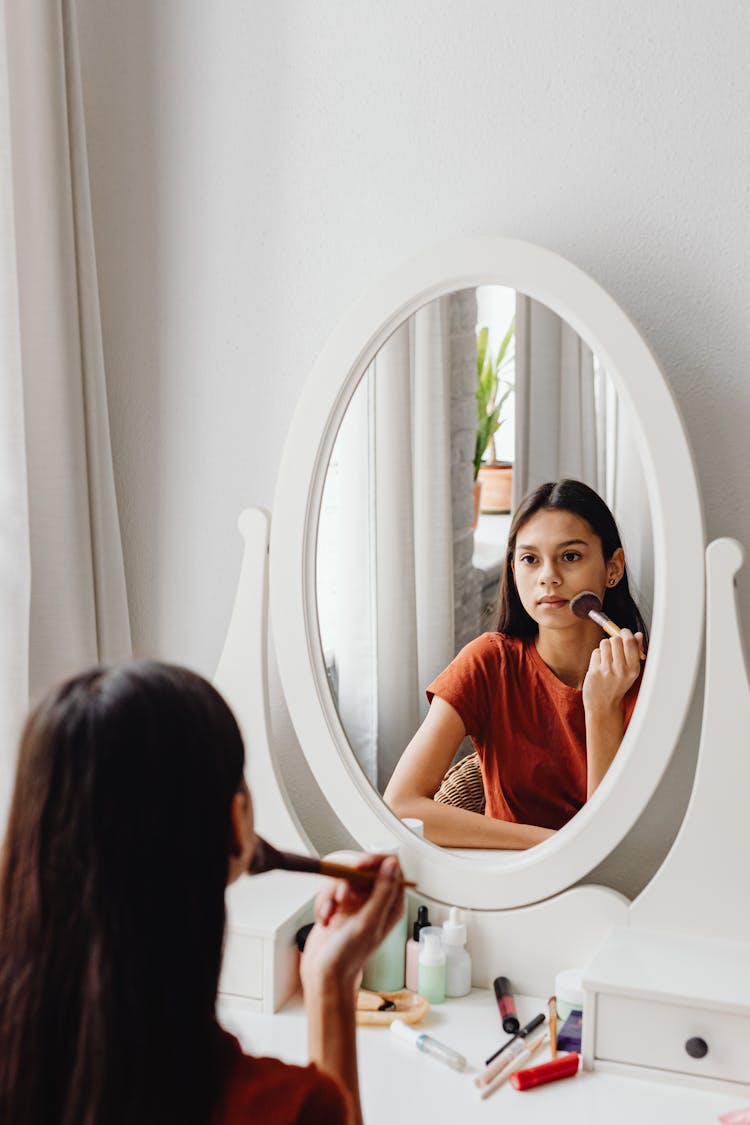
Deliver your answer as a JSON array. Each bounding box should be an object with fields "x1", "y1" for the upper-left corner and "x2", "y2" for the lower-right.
[
  {"x1": 384, "y1": 479, "x2": 648, "y2": 849},
  {"x1": 0, "y1": 660, "x2": 403, "y2": 1125}
]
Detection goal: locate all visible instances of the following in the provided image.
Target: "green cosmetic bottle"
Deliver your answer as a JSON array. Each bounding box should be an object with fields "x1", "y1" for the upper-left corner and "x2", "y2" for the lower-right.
[{"x1": 417, "y1": 927, "x2": 446, "y2": 1004}]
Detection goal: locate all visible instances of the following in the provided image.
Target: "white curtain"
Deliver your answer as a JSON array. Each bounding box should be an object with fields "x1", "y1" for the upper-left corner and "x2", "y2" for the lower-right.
[
  {"x1": 0, "y1": 0, "x2": 131, "y2": 817},
  {"x1": 0, "y1": 0, "x2": 29, "y2": 820},
  {"x1": 318, "y1": 298, "x2": 455, "y2": 791},
  {"x1": 513, "y1": 294, "x2": 652, "y2": 615},
  {"x1": 514, "y1": 295, "x2": 602, "y2": 501}
]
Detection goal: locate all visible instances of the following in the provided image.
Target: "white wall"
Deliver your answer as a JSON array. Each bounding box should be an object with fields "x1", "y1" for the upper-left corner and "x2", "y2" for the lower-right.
[{"x1": 77, "y1": 1, "x2": 750, "y2": 890}]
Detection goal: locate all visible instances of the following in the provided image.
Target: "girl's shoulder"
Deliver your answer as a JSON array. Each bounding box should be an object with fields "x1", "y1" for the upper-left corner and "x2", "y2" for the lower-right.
[
  {"x1": 465, "y1": 630, "x2": 526, "y2": 655},
  {"x1": 455, "y1": 631, "x2": 526, "y2": 669},
  {"x1": 217, "y1": 1033, "x2": 347, "y2": 1124}
]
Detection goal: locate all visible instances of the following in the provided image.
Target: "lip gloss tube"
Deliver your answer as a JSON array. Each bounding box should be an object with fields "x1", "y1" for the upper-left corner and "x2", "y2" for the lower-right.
[
  {"x1": 493, "y1": 976, "x2": 520, "y2": 1034},
  {"x1": 475, "y1": 1035, "x2": 526, "y2": 1088},
  {"x1": 509, "y1": 1052, "x2": 580, "y2": 1090},
  {"x1": 390, "y1": 1019, "x2": 467, "y2": 1071},
  {"x1": 483, "y1": 1011, "x2": 546, "y2": 1067}
]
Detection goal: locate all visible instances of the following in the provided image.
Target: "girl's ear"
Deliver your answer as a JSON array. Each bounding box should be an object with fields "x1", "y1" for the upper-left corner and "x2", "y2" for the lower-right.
[
  {"x1": 227, "y1": 784, "x2": 256, "y2": 885},
  {"x1": 229, "y1": 792, "x2": 246, "y2": 858},
  {"x1": 607, "y1": 547, "x2": 626, "y2": 587}
]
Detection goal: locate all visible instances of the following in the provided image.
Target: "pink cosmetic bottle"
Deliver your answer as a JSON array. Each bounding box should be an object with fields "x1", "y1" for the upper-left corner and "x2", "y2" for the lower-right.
[{"x1": 405, "y1": 905, "x2": 431, "y2": 991}]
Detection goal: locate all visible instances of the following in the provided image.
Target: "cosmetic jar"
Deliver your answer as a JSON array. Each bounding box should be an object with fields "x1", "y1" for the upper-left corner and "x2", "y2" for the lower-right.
[{"x1": 554, "y1": 968, "x2": 583, "y2": 1022}]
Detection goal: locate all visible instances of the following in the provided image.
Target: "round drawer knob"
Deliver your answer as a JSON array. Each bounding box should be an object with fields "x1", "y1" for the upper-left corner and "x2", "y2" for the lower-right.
[{"x1": 685, "y1": 1037, "x2": 708, "y2": 1059}]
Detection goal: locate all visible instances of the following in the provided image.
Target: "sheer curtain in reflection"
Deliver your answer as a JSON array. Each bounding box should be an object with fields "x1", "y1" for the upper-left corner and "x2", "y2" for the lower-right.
[
  {"x1": 514, "y1": 295, "x2": 652, "y2": 612},
  {"x1": 318, "y1": 299, "x2": 455, "y2": 790}
]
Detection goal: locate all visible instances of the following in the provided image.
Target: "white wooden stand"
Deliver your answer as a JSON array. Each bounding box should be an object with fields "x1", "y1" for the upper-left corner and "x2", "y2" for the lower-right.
[
  {"x1": 583, "y1": 539, "x2": 750, "y2": 1093},
  {"x1": 214, "y1": 507, "x2": 632, "y2": 1003},
  {"x1": 215, "y1": 509, "x2": 315, "y2": 1010}
]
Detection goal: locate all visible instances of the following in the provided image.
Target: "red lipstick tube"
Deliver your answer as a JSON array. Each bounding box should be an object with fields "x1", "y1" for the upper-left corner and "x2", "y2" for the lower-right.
[
  {"x1": 493, "y1": 976, "x2": 520, "y2": 1034},
  {"x1": 509, "y1": 1052, "x2": 580, "y2": 1090}
]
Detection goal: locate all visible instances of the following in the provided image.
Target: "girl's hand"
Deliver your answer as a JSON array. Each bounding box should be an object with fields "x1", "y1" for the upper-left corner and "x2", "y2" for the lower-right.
[
  {"x1": 582, "y1": 629, "x2": 643, "y2": 715},
  {"x1": 300, "y1": 855, "x2": 404, "y2": 999}
]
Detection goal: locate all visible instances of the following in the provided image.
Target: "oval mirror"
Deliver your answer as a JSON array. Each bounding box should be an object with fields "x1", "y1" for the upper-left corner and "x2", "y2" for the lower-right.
[
  {"x1": 316, "y1": 285, "x2": 655, "y2": 819},
  {"x1": 270, "y1": 237, "x2": 704, "y2": 909}
]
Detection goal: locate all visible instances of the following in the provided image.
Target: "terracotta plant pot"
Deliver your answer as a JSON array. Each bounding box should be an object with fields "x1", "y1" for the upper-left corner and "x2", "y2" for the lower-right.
[
  {"x1": 477, "y1": 462, "x2": 513, "y2": 514},
  {"x1": 471, "y1": 479, "x2": 482, "y2": 529}
]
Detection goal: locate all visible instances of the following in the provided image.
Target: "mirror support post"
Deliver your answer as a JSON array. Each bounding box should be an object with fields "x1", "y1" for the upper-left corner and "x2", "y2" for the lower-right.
[{"x1": 215, "y1": 507, "x2": 310, "y2": 852}]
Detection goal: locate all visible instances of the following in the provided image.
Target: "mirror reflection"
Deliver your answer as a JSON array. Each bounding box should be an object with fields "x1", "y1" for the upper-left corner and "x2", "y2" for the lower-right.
[{"x1": 317, "y1": 287, "x2": 653, "y2": 849}]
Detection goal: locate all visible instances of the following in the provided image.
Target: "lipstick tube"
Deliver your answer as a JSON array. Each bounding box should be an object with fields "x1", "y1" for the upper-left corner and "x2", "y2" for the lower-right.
[
  {"x1": 493, "y1": 975, "x2": 520, "y2": 1034},
  {"x1": 509, "y1": 1051, "x2": 580, "y2": 1090}
]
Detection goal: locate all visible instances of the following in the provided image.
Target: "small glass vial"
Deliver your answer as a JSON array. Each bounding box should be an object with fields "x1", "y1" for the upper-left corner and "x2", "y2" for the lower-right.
[
  {"x1": 418, "y1": 927, "x2": 446, "y2": 1004},
  {"x1": 442, "y1": 907, "x2": 471, "y2": 997}
]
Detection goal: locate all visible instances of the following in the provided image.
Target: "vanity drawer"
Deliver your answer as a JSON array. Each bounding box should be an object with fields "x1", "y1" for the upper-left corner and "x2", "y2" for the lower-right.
[
  {"x1": 595, "y1": 993, "x2": 750, "y2": 1085},
  {"x1": 219, "y1": 931, "x2": 265, "y2": 1000}
]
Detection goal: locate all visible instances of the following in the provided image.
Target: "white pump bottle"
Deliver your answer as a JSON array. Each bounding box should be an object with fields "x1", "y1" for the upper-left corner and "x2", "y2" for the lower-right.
[{"x1": 442, "y1": 907, "x2": 471, "y2": 997}]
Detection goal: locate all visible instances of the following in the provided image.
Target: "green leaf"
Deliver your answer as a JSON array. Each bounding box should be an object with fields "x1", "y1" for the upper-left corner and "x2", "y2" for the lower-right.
[
  {"x1": 496, "y1": 317, "x2": 515, "y2": 366},
  {"x1": 476, "y1": 326, "x2": 489, "y2": 379},
  {"x1": 475, "y1": 315, "x2": 515, "y2": 468}
]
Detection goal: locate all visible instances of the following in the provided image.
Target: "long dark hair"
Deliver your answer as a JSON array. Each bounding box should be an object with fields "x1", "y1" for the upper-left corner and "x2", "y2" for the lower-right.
[
  {"x1": 0, "y1": 660, "x2": 245, "y2": 1125},
  {"x1": 496, "y1": 479, "x2": 649, "y2": 643}
]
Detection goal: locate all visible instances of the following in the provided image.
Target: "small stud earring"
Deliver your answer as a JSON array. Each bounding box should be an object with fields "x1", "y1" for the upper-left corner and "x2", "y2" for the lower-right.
[{"x1": 609, "y1": 578, "x2": 616, "y2": 586}]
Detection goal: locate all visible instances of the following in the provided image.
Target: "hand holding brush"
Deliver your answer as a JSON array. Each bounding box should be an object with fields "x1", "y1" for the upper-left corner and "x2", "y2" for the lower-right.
[{"x1": 569, "y1": 590, "x2": 646, "y2": 660}]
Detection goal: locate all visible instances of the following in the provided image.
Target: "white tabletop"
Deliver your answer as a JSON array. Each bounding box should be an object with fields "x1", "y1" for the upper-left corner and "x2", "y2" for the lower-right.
[{"x1": 218, "y1": 988, "x2": 745, "y2": 1124}]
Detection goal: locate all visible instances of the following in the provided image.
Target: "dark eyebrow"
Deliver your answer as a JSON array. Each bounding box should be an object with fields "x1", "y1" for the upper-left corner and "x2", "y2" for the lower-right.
[{"x1": 516, "y1": 539, "x2": 589, "y2": 551}]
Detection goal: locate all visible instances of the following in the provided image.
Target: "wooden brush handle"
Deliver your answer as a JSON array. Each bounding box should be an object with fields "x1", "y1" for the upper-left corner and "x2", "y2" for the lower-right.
[
  {"x1": 319, "y1": 859, "x2": 416, "y2": 889},
  {"x1": 590, "y1": 610, "x2": 646, "y2": 660},
  {"x1": 249, "y1": 837, "x2": 416, "y2": 888}
]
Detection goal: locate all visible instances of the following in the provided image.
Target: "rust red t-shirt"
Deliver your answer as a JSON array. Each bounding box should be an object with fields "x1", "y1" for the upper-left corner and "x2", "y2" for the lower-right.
[
  {"x1": 427, "y1": 633, "x2": 641, "y2": 830},
  {"x1": 214, "y1": 1032, "x2": 348, "y2": 1125}
]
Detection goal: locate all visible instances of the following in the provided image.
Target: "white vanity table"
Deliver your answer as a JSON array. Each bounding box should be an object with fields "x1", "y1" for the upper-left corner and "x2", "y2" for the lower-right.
[
  {"x1": 216, "y1": 990, "x2": 744, "y2": 1122},
  {"x1": 215, "y1": 237, "x2": 750, "y2": 1117}
]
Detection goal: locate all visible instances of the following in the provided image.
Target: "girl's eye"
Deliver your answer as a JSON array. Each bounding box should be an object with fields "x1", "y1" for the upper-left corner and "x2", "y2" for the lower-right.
[
  {"x1": 518, "y1": 553, "x2": 537, "y2": 565},
  {"x1": 561, "y1": 551, "x2": 582, "y2": 563}
]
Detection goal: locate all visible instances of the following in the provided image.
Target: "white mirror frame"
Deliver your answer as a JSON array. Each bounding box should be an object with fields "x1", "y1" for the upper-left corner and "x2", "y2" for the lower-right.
[{"x1": 270, "y1": 236, "x2": 705, "y2": 909}]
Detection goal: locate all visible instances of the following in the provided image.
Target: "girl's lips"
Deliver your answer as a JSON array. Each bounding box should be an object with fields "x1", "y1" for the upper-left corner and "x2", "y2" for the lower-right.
[{"x1": 538, "y1": 598, "x2": 567, "y2": 607}]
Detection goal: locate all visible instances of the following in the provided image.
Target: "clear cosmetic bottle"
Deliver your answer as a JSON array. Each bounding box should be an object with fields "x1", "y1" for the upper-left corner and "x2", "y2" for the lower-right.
[
  {"x1": 442, "y1": 907, "x2": 471, "y2": 997},
  {"x1": 391, "y1": 1019, "x2": 466, "y2": 1071}
]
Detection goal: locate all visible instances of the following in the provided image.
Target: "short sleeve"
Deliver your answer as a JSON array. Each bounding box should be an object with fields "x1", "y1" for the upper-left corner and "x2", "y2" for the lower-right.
[
  {"x1": 295, "y1": 1069, "x2": 349, "y2": 1124},
  {"x1": 426, "y1": 634, "x2": 500, "y2": 741},
  {"x1": 214, "y1": 1034, "x2": 349, "y2": 1125}
]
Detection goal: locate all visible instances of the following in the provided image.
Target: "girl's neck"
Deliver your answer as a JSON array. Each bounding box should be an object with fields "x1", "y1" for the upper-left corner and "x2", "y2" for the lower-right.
[{"x1": 534, "y1": 621, "x2": 604, "y2": 689}]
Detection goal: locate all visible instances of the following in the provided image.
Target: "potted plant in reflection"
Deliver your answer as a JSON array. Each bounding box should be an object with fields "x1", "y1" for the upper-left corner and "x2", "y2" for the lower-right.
[{"x1": 474, "y1": 318, "x2": 515, "y2": 522}]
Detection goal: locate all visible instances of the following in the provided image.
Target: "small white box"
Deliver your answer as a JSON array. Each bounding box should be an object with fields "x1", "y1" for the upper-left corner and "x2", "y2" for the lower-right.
[
  {"x1": 582, "y1": 926, "x2": 750, "y2": 1095},
  {"x1": 219, "y1": 871, "x2": 318, "y2": 1013}
]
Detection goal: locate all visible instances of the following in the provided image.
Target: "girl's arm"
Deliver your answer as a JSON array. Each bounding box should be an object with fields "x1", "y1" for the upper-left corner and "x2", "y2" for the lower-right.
[
  {"x1": 301, "y1": 856, "x2": 404, "y2": 1125},
  {"x1": 384, "y1": 696, "x2": 554, "y2": 849},
  {"x1": 583, "y1": 629, "x2": 644, "y2": 796}
]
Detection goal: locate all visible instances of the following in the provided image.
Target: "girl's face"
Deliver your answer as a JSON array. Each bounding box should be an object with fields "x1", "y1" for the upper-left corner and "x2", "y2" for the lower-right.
[{"x1": 511, "y1": 508, "x2": 624, "y2": 632}]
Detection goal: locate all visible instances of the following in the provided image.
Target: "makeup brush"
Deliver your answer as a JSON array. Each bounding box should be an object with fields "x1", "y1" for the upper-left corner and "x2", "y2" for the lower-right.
[
  {"x1": 248, "y1": 836, "x2": 417, "y2": 889},
  {"x1": 569, "y1": 590, "x2": 646, "y2": 661}
]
